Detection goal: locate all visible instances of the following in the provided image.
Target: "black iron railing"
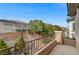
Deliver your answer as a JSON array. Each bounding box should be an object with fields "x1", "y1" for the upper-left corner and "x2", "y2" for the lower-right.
[{"x1": 0, "y1": 35, "x2": 54, "y2": 55}]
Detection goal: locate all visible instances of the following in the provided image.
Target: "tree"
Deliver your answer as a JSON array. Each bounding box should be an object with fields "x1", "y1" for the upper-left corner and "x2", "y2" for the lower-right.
[
  {"x1": 29, "y1": 19, "x2": 55, "y2": 36},
  {"x1": 28, "y1": 19, "x2": 44, "y2": 37},
  {"x1": 29, "y1": 20, "x2": 44, "y2": 32},
  {"x1": 53, "y1": 25, "x2": 64, "y2": 31},
  {"x1": 40, "y1": 24, "x2": 55, "y2": 36},
  {"x1": 45, "y1": 24, "x2": 55, "y2": 36}
]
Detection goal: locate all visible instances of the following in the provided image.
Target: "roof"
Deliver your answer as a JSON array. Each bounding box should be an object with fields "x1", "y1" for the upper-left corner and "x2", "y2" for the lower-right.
[{"x1": 0, "y1": 19, "x2": 27, "y2": 25}]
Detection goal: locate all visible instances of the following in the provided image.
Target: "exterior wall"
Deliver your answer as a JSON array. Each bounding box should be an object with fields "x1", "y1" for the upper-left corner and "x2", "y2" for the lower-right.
[
  {"x1": 34, "y1": 40, "x2": 57, "y2": 55},
  {"x1": 0, "y1": 21, "x2": 27, "y2": 33},
  {"x1": 55, "y1": 31, "x2": 63, "y2": 44},
  {"x1": 2, "y1": 23, "x2": 15, "y2": 33},
  {"x1": 75, "y1": 8, "x2": 79, "y2": 51},
  {"x1": 67, "y1": 3, "x2": 79, "y2": 51},
  {"x1": 63, "y1": 39, "x2": 76, "y2": 47},
  {"x1": 68, "y1": 21, "x2": 75, "y2": 38}
]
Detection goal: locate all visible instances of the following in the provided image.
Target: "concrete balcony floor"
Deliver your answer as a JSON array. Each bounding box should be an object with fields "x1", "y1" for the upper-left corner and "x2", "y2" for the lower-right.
[{"x1": 49, "y1": 44, "x2": 79, "y2": 55}]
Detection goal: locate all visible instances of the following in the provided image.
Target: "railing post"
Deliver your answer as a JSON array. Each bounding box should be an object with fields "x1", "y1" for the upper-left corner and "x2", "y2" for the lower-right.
[
  {"x1": 28, "y1": 42, "x2": 29, "y2": 54},
  {"x1": 38, "y1": 39, "x2": 40, "y2": 49},
  {"x1": 14, "y1": 46, "x2": 16, "y2": 55},
  {"x1": 30, "y1": 41, "x2": 32, "y2": 54}
]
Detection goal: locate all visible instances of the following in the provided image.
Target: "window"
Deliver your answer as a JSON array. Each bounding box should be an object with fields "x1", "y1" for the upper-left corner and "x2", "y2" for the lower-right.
[{"x1": 73, "y1": 23, "x2": 75, "y2": 31}]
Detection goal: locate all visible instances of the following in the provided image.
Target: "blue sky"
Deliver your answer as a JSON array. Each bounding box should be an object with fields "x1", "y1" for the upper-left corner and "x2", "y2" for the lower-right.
[{"x1": 0, "y1": 3, "x2": 67, "y2": 27}]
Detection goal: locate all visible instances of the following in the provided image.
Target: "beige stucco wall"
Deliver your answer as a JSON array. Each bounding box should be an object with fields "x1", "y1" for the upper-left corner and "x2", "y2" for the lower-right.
[
  {"x1": 34, "y1": 40, "x2": 57, "y2": 55},
  {"x1": 75, "y1": 8, "x2": 79, "y2": 51},
  {"x1": 55, "y1": 31, "x2": 63, "y2": 44},
  {"x1": 63, "y1": 39, "x2": 76, "y2": 47}
]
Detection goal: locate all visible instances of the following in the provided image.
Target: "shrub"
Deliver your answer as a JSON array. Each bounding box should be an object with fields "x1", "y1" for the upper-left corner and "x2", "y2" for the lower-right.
[
  {"x1": 42, "y1": 36, "x2": 52, "y2": 44},
  {"x1": 24, "y1": 51, "x2": 30, "y2": 55},
  {"x1": 15, "y1": 36, "x2": 25, "y2": 54},
  {"x1": 0, "y1": 39, "x2": 8, "y2": 49},
  {"x1": 0, "y1": 39, "x2": 11, "y2": 55}
]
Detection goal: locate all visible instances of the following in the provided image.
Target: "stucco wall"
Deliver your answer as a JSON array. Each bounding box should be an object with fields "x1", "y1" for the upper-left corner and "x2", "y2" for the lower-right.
[
  {"x1": 55, "y1": 31, "x2": 63, "y2": 44},
  {"x1": 34, "y1": 40, "x2": 57, "y2": 55},
  {"x1": 75, "y1": 8, "x2": 79, "y2": 51},
  {"x1": 63, "y1": 39, "x2": 76, "y2": 47},
  {"x1": 68, "y1": 20, "x2": 75, "y2": 38}
]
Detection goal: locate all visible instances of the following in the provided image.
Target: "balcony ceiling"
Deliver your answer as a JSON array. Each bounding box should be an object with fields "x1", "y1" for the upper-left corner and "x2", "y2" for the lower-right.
[{"x1": 67, "y1": 3, "x2": 77, "y2": 17}]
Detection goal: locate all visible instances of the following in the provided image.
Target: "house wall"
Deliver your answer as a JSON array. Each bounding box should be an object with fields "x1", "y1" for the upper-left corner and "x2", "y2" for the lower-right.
[
  {"x1": 75, "y1": 8, "x2": 79, "y2": 51},
  {"x1": 0, "y1": 21, "x2": 27, "y2": 33},
  {"x1": 68, "y1": 21, "x2": 75, "y2": 38},
  {"x1": 63, "y1": 38, "x2": 76, "y2": 47}
]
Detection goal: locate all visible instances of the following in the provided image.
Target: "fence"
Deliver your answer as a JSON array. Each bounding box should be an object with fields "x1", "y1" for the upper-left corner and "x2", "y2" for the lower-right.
[{"x1": 0, "y1": 35, "x2": 54, "y2": 55}]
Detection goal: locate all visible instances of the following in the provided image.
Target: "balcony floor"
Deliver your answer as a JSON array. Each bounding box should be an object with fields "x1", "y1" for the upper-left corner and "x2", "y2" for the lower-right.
[{"x1": 49, "y1": 44, "x2": 79, "y2": 55}]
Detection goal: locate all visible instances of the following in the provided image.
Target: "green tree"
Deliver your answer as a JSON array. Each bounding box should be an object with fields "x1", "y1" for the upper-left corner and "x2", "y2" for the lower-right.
[
  {"x1": 29, "y1": 20, "x2": 44, "y2": 32},
  {"x1": 53, "y1": 25, "x2": 64, "y2": 31},
  {"x1": 29, "y1": 19, "x2": 44, "y2": 37},
  {"x1": 41, "y1": 24, "x2": 55, "y2": 36},
  {"x1": 29, "y1": 19, "x2": 55, "y2": 36},
  {"x1": 46, "y1": 24, "x2": 55, "y2": 36}
]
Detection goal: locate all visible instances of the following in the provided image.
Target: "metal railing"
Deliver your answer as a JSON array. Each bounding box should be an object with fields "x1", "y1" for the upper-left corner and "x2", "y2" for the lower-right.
[{"x1": 0, "y1": 35, "x2": 54, "y2": 55}]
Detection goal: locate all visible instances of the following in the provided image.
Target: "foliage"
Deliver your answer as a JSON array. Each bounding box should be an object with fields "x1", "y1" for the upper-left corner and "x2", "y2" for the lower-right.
[
  {"x1": 42, "y1": 36, "x2": 53, "y2": 44},
  {"x1": 24, "y1": 51, "x2": 30, "y2": 55},
  {"x1": 28, "y1": 19, "x2": 64, "y2": 37},
  {"x1": 17, "y1": 36, "x2": 25, "y2": 44},
  {"x1": 0, "y1": 39, "x2": 11, "y2": 55},
  {"x1": 40, "y1": 29, "x2": 48, "y2": 36},
  {"x1": 15, "y1": 36, "x2": 25, "y2": 53},
  {"x1": 29, "y1": 20, "x2": 55, "y2": 36},
  {"x1": 40, "y1": 24, "x2": 55, "y2": 36},
  {"x1": 0, "y1": 39, "x2": 8, "y2": 49},
  {"x1": 45, "y1": 24, "x2": 55, "y2": 36},
  {"x1": 53, "y1": 25, "x2": 64, "y2": 31},
  {"x1": 29, "y1": 20, "x2": 44, "y2": 33}
]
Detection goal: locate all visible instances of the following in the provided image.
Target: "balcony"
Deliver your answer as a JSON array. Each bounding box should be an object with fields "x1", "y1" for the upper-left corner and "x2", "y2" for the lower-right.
[{"x1": 0, "y1": 31, "x2": 79, "y2": 55}]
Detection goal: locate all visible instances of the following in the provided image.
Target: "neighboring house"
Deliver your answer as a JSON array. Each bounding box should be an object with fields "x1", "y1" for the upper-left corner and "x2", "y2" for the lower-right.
[
  {"x1": 67, "y1": 3, "x2": 79, "y2": 51},
  {"x1": 0, "y1": 19, "x2": 28, "y2": 33},
  {"x1": 67, "y1": 17, "x2": 75, "y2": 39}
]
